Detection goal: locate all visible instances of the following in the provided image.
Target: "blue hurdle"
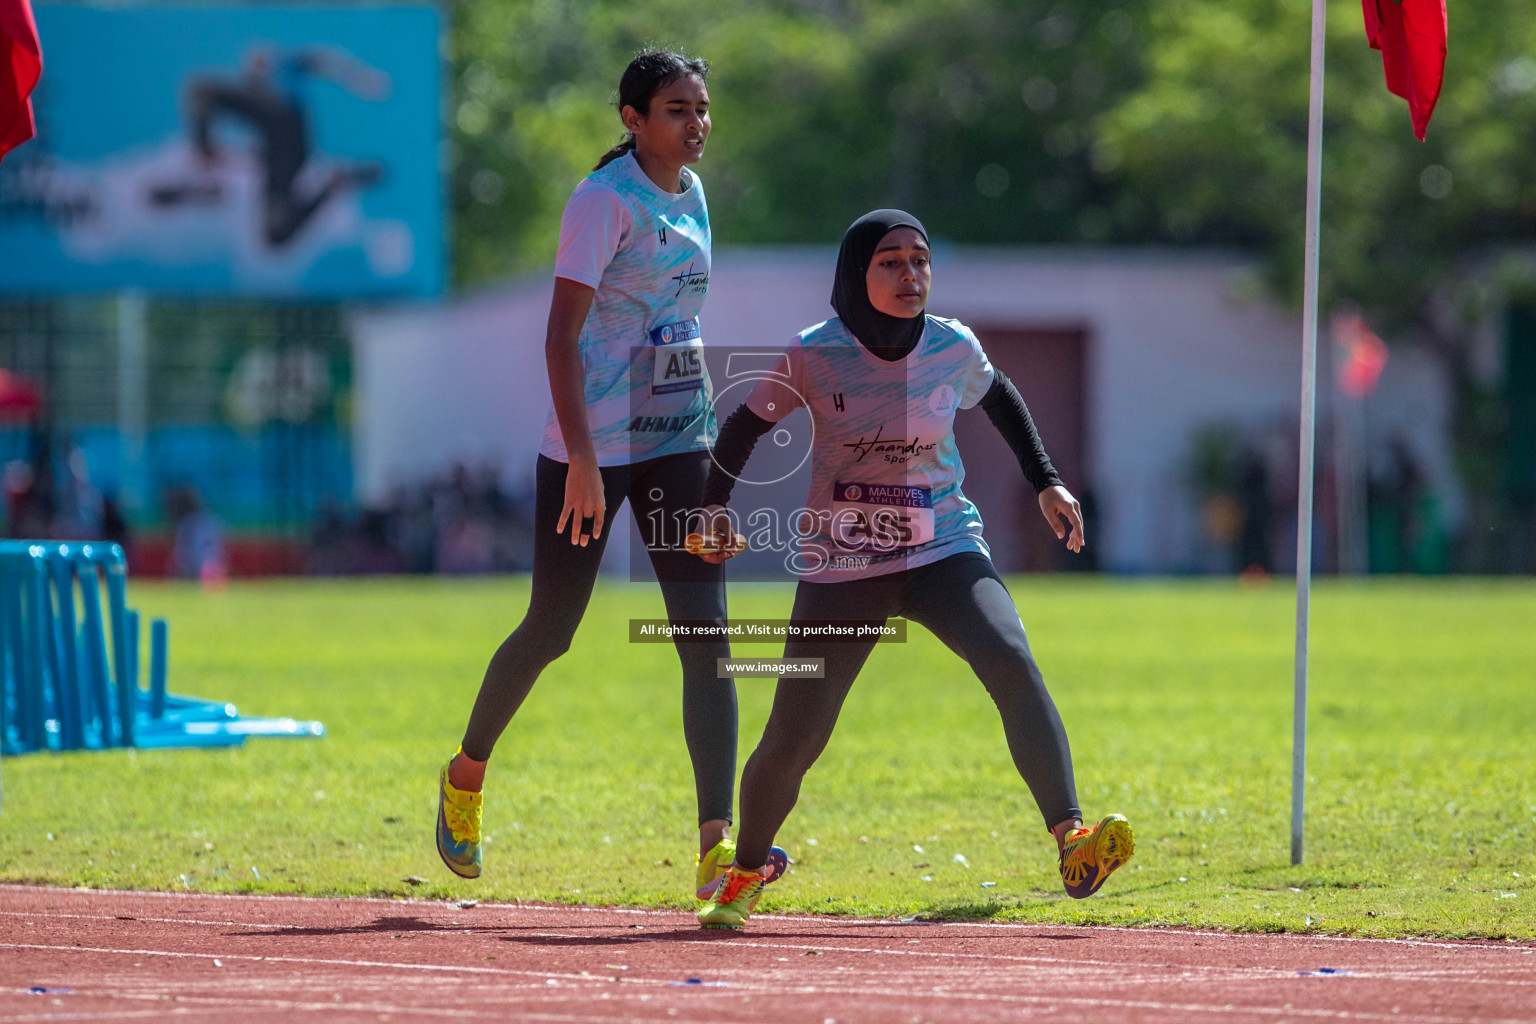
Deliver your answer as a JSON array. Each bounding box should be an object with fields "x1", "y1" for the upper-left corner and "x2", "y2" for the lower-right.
[{"x1": 0, "y1": 541, "x2": 324, "y2": 769}]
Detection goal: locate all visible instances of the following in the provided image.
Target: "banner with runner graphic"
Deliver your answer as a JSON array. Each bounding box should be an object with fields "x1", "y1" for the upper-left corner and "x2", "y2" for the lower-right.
[{"x1": 0, "y1": 4, "x2": 443, "y2": 297}]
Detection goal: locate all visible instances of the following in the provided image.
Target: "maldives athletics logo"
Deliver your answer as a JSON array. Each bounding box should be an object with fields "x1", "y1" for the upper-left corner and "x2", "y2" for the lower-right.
[{"x1": 929, "y1": 384, "x2": 957, "y2": 416}]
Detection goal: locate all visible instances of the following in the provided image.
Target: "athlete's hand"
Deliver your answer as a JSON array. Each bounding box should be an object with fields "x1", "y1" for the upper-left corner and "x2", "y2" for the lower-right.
[
  {"x1": 692, "y1": 505, "x2": 740, "y2": 564},
  {"x1": 1038, "y1": 485, "x2": 1085, "y2": 553},
  {"x1": 557, "y1": 456, "x2": 606, "y2": 547}
]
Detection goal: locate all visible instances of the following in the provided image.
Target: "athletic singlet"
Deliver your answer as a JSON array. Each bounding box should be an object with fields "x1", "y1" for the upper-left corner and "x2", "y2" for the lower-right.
[
  {"x1": 746, "y1": 315, "x2": 996, "y2": 582},
  {"x1": 541, "y1": 151, "x2": 717, "y2": 466}
]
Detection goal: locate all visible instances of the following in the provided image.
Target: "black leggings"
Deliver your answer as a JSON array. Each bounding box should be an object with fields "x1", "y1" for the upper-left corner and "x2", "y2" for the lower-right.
[
  {"x1": 734, "y1": 552, "x2": 1080, "y2": 869},
  {"x1": 460, "y1": 451, "x2": 737, "y2": 825}
]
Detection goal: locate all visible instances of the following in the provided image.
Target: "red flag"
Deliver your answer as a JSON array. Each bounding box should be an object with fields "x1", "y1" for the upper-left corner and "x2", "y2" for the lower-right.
[
  {"x1": 0, "y1": 0, "x2": 41, "y2": 163},
  {"x1": 1362, "y1": 0, "x2": 1447, "y2": 141}
]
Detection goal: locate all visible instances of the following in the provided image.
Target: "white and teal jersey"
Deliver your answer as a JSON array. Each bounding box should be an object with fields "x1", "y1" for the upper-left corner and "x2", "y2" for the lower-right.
[
  {"x1": 746, "y1": 315, "x2": 997, "y2": 582},
  {"x1": 542, "y1": 151, "x2": 716, "y2": 466}
]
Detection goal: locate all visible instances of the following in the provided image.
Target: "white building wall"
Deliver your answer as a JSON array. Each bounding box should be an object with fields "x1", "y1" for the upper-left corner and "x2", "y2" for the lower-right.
[
  {"x1": 922, "y1": 250, "x2": 1305, "y2": 573},
  {"x1": 351, "y1": 276, "x2": 555, "y2": 503},
  {"x1": 351, "y1": 247, "x2": 1453, "y2": 574}
]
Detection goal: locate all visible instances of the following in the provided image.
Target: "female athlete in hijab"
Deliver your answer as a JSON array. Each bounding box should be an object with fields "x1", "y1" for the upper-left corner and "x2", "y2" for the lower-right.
[{"x1": 692, "y1": 210, "x2": 1133, "y2": 929}]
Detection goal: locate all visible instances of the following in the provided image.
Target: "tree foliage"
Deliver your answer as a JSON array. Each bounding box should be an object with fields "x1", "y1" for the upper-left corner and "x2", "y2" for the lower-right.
[
  {"x1": 448, "y1": 1, "x2": 1149, "y2": 285},
  {"x1": 1098, "y1": 0, "x2": 1536, "y2": 326},
  {"x1": 450, "y1": 0, "x2": 1536, "y2": 333},
  {"x1": 1096, "y1": 0, "x2": 1536, "y2": 565}
]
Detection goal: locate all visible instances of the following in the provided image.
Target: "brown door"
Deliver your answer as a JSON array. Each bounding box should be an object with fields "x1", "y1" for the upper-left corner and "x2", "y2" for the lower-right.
[{"x1": 953, "y1": 327, "x2": 1089, "y2": 572}]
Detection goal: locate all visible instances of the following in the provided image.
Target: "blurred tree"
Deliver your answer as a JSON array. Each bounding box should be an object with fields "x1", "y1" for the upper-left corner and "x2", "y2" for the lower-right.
[
  {"x1": 1101, "y1": 0, "x2": 1536, "y2": 315},
  {"x1": 447, "y1": 1, "x2": 1151, "y2": 284},
  {"x1": 1098, "y1": 0, "x2": 1536, "y2": 569}
]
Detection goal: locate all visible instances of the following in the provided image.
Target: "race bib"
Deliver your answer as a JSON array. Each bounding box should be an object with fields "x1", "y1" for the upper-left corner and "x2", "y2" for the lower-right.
[
  {"x1": 830, "y1": 482, "x2": 935, "y2": 551},
  {"x1": 650, "y1": 318, "x2": 705, "y2": 395}
]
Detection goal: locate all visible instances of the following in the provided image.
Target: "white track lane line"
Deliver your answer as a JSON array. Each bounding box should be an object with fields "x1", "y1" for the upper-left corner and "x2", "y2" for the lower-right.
[
  {"x1": 1, "y1": 988, "x2": 711, "y2": 1024},
  {"x1": 0, "y1": 944, "x2": 676, "y2": 986},
  {"x1": 0, "y1": 1010, "x2": 241, "y2": 1023},
  {"x1": 511, "y1": 929, "x2": 1536, "y2": 987},
  {"x1": 0, "y1": 910, "x2": 289, "y2": 930},
  {"x1": 4, "y1": 884, "x2": 1532, "y2": 964},
  {"x1": 2, "y1": 941, "x2": 1529, "y2": 1024},
  {"x1": 5, "y1": 906, "x2": 1533, "y2": 989},
  {"x1": 6, "y1": 899, "x2": 1531, "y2": 971},
  {"x1": 4, "y1": 884, "x2": 1531, "y2": 955},
  {"x1": 24, "y1": 973, "x2": 1510, "y2": 1024}
]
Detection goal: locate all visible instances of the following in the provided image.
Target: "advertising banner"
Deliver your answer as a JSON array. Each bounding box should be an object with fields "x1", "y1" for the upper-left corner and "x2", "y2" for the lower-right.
[{"x1": 0, "y1": 4, "x2": 444, "y2": 297}]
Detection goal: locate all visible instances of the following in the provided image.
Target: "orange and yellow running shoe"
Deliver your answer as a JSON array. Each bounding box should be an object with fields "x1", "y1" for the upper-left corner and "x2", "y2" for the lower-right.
[
  {"x1": 697, "y1": 841, "x2": 789, "y2": 900},
  {"x1": 1059, "y1": 813, "x2": 1135, "y2": 899},
  {"x1": 697, "y1": 867, "x2": 766, "y2": 929}
]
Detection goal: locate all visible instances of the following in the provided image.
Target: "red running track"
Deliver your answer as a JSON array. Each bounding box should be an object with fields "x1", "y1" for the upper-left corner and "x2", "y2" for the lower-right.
[{"x1": 1, "y1": 884, "x2": 1533, "y2": 1023}]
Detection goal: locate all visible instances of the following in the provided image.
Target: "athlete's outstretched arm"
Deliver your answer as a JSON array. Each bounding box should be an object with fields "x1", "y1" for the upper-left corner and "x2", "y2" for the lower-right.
[
  {"x1": 701, "y1": 404, "x2": 773, "y2": 506},
  {"x1": 978, "y1": 368, "x2": 1085, "y2": 552},
  {"x1": 694, "y1": 403, "x2": 774, "y2": 563},
  {"x1": 546, "y1": 277, "x2": 605, "y2": 546}
]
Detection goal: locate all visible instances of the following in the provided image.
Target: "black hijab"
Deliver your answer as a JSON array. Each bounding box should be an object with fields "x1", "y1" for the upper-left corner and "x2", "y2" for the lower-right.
[{"x1": 830, "y1": 209, "x2": 929, "y2": 360}]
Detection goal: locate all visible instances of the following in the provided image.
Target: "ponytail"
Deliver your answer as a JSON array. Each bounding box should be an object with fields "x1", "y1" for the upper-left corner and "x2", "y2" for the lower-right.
[
  {"x1": 592, "y1": 48, "x2": 708, "y2": 172},
  {"x1": 593, "y1": 134, "x2": 637, "y2": 171}
]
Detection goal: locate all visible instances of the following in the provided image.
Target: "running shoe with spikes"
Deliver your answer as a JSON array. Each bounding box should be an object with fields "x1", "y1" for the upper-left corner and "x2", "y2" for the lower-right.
[
  {"x1": 1059, "y1": 813, "x2": 1135, "y2": 899},
  {"x1": 436, "y1": 754, "x2": 482, "y2": 879},
  {"x1": 696, "y1": 840, "x2": 790, "y2": 899},
  {"x1": 698, "y1": 866, "x2": 766, "y2": 930}
]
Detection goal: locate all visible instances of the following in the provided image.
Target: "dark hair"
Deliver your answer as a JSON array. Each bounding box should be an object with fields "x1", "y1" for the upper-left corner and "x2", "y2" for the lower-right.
[{"x1": 593, "y1": 49, "x2": 709, "y2": 171}]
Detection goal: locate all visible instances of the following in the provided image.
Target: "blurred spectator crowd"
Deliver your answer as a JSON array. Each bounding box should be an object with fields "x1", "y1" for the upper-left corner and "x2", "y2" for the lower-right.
[
  {"x1": 2, "y1": 441, "x2": 536, "y2": 578},
  {"x1": 3, "y1": 442, "x2": 130, "y2": 551},
  {"x1": 306, "y1": 462, "x2": 534, "y2": 575}
]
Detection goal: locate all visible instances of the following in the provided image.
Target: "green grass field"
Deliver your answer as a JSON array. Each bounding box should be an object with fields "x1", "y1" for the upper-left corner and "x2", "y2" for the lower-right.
[{"x1": 1, "y1": 576, "x2": 1532, "y2": 940}]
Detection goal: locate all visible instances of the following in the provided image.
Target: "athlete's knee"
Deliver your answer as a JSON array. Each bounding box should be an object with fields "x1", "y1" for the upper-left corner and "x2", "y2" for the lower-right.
[
  {"x1": 503, "y1": 616, "x2": 576, "y2": 665},
  {"x1": 971, "y1": 631, "x2": 1039, "y2": 678},
  {"x1": 744, "y1": 743, "x2": 810, "y2": 792},
  {"x1": 972, "y1": 639, "x2": 1049, "y2": 708},
  {"x1": 674, "y1": 642, "x2": 728, "y2": 685},
  {"x1": 532, "y1": 630, "x2": 575, "y2": 663},
  {"x1": 757, "y1": 723, "x2": 832, "y2": 778}
]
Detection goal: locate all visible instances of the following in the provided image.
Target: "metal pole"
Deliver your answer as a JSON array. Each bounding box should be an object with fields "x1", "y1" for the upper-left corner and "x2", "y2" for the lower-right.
[{"x1": 1292, "y1": 0, "x2": 1328, "y2": 867}]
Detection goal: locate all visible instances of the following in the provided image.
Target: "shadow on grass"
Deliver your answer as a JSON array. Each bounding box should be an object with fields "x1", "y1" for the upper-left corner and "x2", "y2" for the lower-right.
[{"x1": 1233, "y1": 867, "x2": 1385, "y2": 890}]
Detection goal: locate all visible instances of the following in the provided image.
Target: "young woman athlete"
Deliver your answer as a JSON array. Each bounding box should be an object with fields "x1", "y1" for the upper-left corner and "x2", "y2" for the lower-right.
[
  {"x1": 435, "y1": 50, "x2": 782, "y2": 900},
  {"x1": 692, "y1": 210, "x2": 1134, "y2": 928}
]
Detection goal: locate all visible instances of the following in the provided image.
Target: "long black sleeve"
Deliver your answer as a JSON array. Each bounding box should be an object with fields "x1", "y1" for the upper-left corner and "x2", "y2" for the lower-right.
[
  {"x1": 978, "y1": 368, "x2": 1063, "y2": 494},
  {"x1": 701, "y1": 404, "x2": 774, "y2": 507}
]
